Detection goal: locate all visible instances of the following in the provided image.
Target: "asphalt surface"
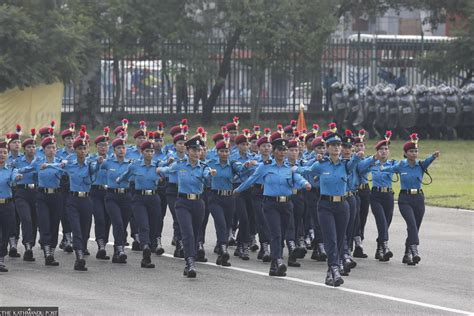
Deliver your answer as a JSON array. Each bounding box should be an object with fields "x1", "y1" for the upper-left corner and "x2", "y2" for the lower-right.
[{"x1": 0, "y1": 204, "x2": 472, "y2": 315}]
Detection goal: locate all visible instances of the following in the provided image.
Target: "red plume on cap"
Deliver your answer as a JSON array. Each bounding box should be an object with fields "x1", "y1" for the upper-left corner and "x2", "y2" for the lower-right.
[
  {"x1": 221, "y1": 126, "x2": 227, "y2": 134},
  {"x1": 147, "y1": 131, "x2": 155, "y2": 142},
  {"x1": 49, "y1": 128, "x2": 54, "y2": 136},
  {"x1": 103, "y1": 127, "x2": 110, "y2": 137},
  {"x1": 277, "y1": 124, "x2": 283, "y2": 135},
  {"x1": 410, "y1": 133, "x2": 419, "y2": 144},
  {"x1": 197, "y1": 127, "x2": 206, "y2": 142},
  {"x1": 197, "y1": 127, "x2": 205, "y2": 134},
  {"x1": 385, "y1": 130, "x2": 393, "y2": 142},
  {"x1": 223, "y1": 132, "x2": 230, "y2": 145},
  {"x1": 242, "y1": 129, "x2": 251, "y2": 138},
  {"x1": 180, "y1": 119, "x2": 188, "y2": 128},
  {"x1": 345, "y1": 129, "x2": 353, "y2": 137},
  {"x1": 358, "y1": 129, "x2": 366, "y2": 139},
  {"x1": 30, "y1": 128, "x2": 37, "y2": 140},
  {"x1": 321, "y1": 131, "x2": 329, "y2": 141},
  {"x1": 119, "y1": 131, "x2": 126, "y2": 141},
  {"x1": 16, "y1": 124, "x2": 22, "y2": 135},
  {"x1": 78, "y1": 130, "x2": 87, "y2": 145},
  {"x1": 328, "y1": 122, "x2": 337, "y2": 133},
  {"x1": 80, "y1": 125, "x2": 87, "y2": 133},
  {"x1": 263, "y1": 128, "x2": 271, "y2": 137},
  {"x1": 233, "y1": 116, "x2": 239, "y2": 127},
  {"x1": 181, "y1": 125, "x2": 188, "y2": 135},
  {"x1": 294, "y1": 131, "x2": 300, "y2": 138},
  {"x1": 157, "y1": 122, "x2": 164, "y2": 130},
  {"x1": 290, "y1": 120, "x2": 297, "y2": 130},
  {"x1": 122, "y1": 119, "x2": 128, "y2": 129},
  {"x1": 253, "y1": 125, "x2": 261, "y2": 137},
  {"x1": 312, "y1": 124, "x2": 319, "y2": 134},
  {"x1": 50, "y1": 120, "x2": 56, "y2": 129},
  {"x1": 69, "y1": 122, "x2": 75, "y2": 132},
  {"x1": 139, "y1": 120, "x2": 146, "y2": 132}
]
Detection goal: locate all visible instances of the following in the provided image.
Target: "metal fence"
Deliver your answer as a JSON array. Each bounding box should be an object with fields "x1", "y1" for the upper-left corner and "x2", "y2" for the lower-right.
[{"x1": 62, "y1": 35, "x2": 468, "y2": 114}]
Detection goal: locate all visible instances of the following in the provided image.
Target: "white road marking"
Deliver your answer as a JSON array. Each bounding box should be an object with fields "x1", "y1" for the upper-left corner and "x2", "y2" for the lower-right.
[{"x1": 93, "y1": 238, "x2": 472, "y2": 315}]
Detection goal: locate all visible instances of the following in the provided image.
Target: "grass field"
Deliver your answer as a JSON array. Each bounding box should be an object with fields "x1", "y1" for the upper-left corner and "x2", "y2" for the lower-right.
[{"x1": 79, "y1": 124, "x2": 474, "y2": 210}]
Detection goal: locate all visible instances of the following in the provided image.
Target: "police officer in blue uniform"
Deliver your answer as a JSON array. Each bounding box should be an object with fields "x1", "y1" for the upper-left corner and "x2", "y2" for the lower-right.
[
  {"x1": 117, "y1": 132, "x2": 162, "y2": 269},
  {"x1": 56, "y1": 131, "x2": 100, "y2": 271},
  {"x1": 36, "y1": 121, "x2": 56, "y2": 160},
  {"x1": 294, "y1": 126, "x2": 366, "y2": 286},
  {"x1": 13, "y1": 129, "x2": 39, "y2": 262},
  {"x1": 0, "y1": 139, "x2": 22, "y2": 272},
  {"x1": 89, "y1": 128, "x2": 112, "y2": 260},
  {"x1": 235, "y1": 137, "x2": 311, "y2": 277},
  {"x1": 100, "y1": 133, "x2": 132, "y2": 264},
  {"x1": 18, "y1": 132, "x2": 64, "y2": 266},
  {"x1": 379, "y1": 133, "x2": 439, "y2": 265},
  {"x1": 157, "y1": 135, "x2": 216, "y2": 278}
]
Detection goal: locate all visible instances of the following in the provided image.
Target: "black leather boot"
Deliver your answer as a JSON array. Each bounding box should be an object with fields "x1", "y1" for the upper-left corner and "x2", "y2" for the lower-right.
[
  {"x1": 155, "y1": 237, "x2": 164, "y2": 255},
  {"x1": 173, "y1": 240, "x2": 184, "y2": 258},
  {"x1": 183, "y1": 256, "x2": 196, "y2": 278},
  {"x1": 74, "y1": 249, "x2": 87, "y2": 271},
  {"x1": 213, "y1": 243, "x2": 219, "y2": 254},
  {"x1": 239, "y1": 243, "x2": 250, "y2": 261},
  {"x1": 131, "y1": 234, "x2": 140, "y2": 251},
  {"x1": 287, "y1": 240, "x2": 300, "y2": 267},
  {"x1": 261, "y1": 242, "x2": 271, "y2": 262},
  {"x1": 339, "y1": 261, "x2": 350, "y2": 276},
  {"x1": 196, "y1": 241, "x2": 208, "y2": 262},
  {"x1": 375, "y1": 242, "x2": 385, "y2": 261},
  {"x1": 96, "y1": 239, "x2": 110, "y2": 260},
  {"x1": 275, "y1": 258, "x2": 287, "y2": 277},
  {"x1": 325, "y1": 267, "x2": 334, "y2": 286},
  {"x1": 382, "y1": 241, "x2": 393, "y2": 261},
  {"x1": 23, "y1": 243, "x2": 35, "y2": 262},
  {"x1": 409, "y1": 244, "x2": 421, "y2": 264},
  {"x1": 228, "y1": 229, "x2": 237, "y2": 246},
  {"x1": 216, "y1": 244, "x2": 231, "y2": 267},
  {"x1": 269, "y1": 259, "x2": 277, "y2": 276},
  {"x1": 141, "y1": 245, "x2": 155, "y2": 268},
  {"x1": 0, "y1": 257, "x2": 8, "y2": 272},
  {"x1": 249, "y1": 235, "x2": 259, "y2": 252},
  {"x1": 8, "y1": 237, "x2": 20, "y2": 258},
  {"x1": 63, "y1": 233, "x2": 73, "y2": 253},
  {"x1": 331, "y1": 265, "x2": 344, "y2": 287},
  {"x1": 295, "y1": 237, "x2": 307, "y2": 259},
  {"x1": 44, "y1": 245, "x2": 59, "y2": 266},
  {"x1": 112, "y1": 246, "x2": 127, "y2": 263},
  {"x1": 353, "y1": 236, "x2": 368, "y2": 258},
  {"x1": 402, "y1": 245, "x2": 414, "y2": 265}
]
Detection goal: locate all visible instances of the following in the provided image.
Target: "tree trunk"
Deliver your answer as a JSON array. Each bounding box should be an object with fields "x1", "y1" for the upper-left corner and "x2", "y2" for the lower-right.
[
  {"x1": 112, "y1": 55, "x2": 122, "y2": 112},
  {"x1": 309, "y1": 57, "x2": 323, "y2": 112},
  {"x1": 202, "y1": 27, "x2": 242, "y2": 124},
  {"x1": 76, "y1": 58, "x2": 101, "y2": 128},
  {"x1": 250, "y1": 62, "x2": 265, "y2": 123}
]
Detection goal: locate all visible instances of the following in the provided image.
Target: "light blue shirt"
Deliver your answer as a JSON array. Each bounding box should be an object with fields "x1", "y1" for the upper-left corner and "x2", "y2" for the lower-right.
[
  {"x1": 159, "y1": 159, "x2": 211, "y2": 195},
  {"x1": 380, "y1": 155, "x2": 436, "y2": 190}
]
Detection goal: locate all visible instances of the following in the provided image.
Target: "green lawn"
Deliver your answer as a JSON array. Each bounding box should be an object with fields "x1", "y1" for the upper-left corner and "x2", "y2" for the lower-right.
[{"x1": 81, "y1": 125, "x2": 474, "y2": 210}]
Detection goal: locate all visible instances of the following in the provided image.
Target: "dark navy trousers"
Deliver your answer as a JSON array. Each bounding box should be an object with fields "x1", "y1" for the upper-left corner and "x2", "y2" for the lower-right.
[
  {"x1": 105, "y1": 192, "x2": 132, "y2": 247},
  {"x1": 234, "y1": 187, "x2": 252, "y2": 244},
  {"x1": 208, "y1": 193, "x2": 235, "y2": 245},
  {"x1": 370, "y1": 190, "x2": 394, "y2": 242},
  {"x1": 318, "y1": 199, "x2": 349, "y2": 267},
  {"x1": 66, "y1": 195, "x2": 93, "y2": 251},
  {"x1": 14, "y1": 188, "x2": 38, "y2": 246},
  {"x1": 60, "y1": 177, "x2": 72, "y2": 234},
  {"x1": 90, "y1": 187, "x2": 111, "y2": 243},
  {"x1": 305, "y1": 189, "x2": 323, "y2": 243},
  {"x1": 156, "y1": 186, "x2": 168, "y2": 238},
  {"x1": 263, "y1": 199, "x2": 292, "y2": 260},
  {"x1": 132, "y1": 194, "x2": 162, "y2": 248},
  {"x1": 36, "y1": 192, "x2": 63, "y2": 248},
  {"x1": 398, "y1": 193, "x2": 425, "y2": 245},
  {"x1": 165, "y1": 184, "x2": 182, "y2": 241},
  {"x1": 199, "y1": 189, "x2": 211, "y2": 243},
  {"x1": 128, "y1": 182, "x2": 138, "y2": 238},
  {"x1": 250, "y1": 186, "x2": 270, "y2": 243},
  {"x1": 343, "y1": 194, "x2": 359, "y2": 256},
  {"x1": 0, "y1": 202, "x2": 15, "y2": 257},
  {"x1": 287, "y1": 191, "x2": 305, "y2": 241},
  {"x1": 175, "y1": 198, "x2": 205, "y2": 258},
  {"x1": 356, "y1": 187, "x2": 371, "y2": 240}
]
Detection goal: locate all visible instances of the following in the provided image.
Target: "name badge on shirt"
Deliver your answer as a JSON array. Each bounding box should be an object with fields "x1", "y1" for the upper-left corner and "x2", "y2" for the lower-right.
[
  {"x1": 110, "y1": 169, "x2": 116, "y2": 171},
  {"x1": 323, "y1": 172, "x2": 330, "y2": 175},
  {"x1": 401, "y1": 172, "x2": 408, "y2": 175}
]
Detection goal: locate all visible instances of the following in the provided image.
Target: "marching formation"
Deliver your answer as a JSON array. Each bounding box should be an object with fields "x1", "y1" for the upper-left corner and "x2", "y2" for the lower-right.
[
  {"x1": 331, "y1": 82, "x2": 474, "y2": 140},
  {"x1": 0, "y1": 117, "x2": 440, "y2": 287}
]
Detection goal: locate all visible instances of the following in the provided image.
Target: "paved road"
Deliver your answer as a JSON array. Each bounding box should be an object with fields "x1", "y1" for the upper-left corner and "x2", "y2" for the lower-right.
[{"x1": 0, "y1": 205, "x2": 473, "y2": 315}]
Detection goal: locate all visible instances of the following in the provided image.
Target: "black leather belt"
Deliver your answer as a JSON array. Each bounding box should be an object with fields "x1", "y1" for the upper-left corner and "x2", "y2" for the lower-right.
[
  {"x1": 137, "y1": 190, "x2": 157, "y2": 196},
  {"x1": 70, "y1": 191, "x2": 90, "y2": 197},
  {"x1": 211, "y1": 190, "x2": 233, "y2": 196},
  {"x1": 39, "y1": 188, "x2": 61, "y2": 194},
  {"x1": 0, "y1": 198, "x2": 13, "y2": 204},
  {"x1": 107, "y1": 188, "x2": 130, "y2": 194},
  {"x1": 177, "y1": 193, "x2": 202, "y2": 200},
  {"x1": 308, "y1": 187, "x2": 320, "y2": 194},
  {"x1": 264, "y1": 195, "x2": 291, "y2": 203},
  {"x1": 400, "y1": 189, "x2": 424, "y2": 195},
  {"x1": 17, "y1": 184, "x2": 37, "y2": 190},
  {"x1": 320, "y1": 195, "x2": 347, "y2": 202},
  {"x1": 91, "y1": 185, "x2": 107, "y2": 191},
  {"x1": 372, "y1": 187, "x2": 393, "y2": 193},
  {"x1": 167, "y1": 183, "x2": 178, "y2": 189}
]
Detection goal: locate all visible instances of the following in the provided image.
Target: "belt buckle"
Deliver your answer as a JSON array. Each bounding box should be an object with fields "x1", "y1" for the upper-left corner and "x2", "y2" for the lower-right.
[
  {"x1": 292, "y1": 189, "x2": 298, "y2": 195},
  {"x1": 47, "y1": 188, "x2": 55, "y2": 194},
  {"x1": 188, "y1": 194, "x2": 197, "y2": 200},
  {"x1": 117, "y1": 188, "x2": 125, "y2": 194},
  {"x1": 333, "y1": 196, "x2": 342, "y2": 202},
  {"x1": 410, "y1": 189, "x2": 418, "y2": 194},
  {"x1": 27, "y1": 184, "x2": 36, "y2": 189},
  {"x1": 78, "y1": 192, "x2": 86, "y2": 197},
  {"x1": 144, "y1": 190, "x2": 153, "y2": 195},
  {"x1": 277, "y1": 196, "x2": 286, "y2": 203},
  {"x1": 103, "y1": 185, "x2": 108, "y2": 190},
  {"x1": 0, "y1": 198, "x2": 5, "y2": 203}
]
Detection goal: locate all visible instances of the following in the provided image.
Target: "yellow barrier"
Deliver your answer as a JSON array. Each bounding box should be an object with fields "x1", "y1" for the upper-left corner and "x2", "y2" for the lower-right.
[{"x1": 0, "y1": 83, "x2": 63, "y2": 135}]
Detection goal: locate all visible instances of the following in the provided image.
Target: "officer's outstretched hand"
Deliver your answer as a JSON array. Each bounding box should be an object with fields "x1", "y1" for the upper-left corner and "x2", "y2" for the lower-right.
[
  {"x1": 357, "y1": 151, "x2": 365, "y2": 159},
  {"x1": 305, "y1": 183, "x2": 312, "y2": 191},
  {"x1": 433, "y1": 151, "x2": 440, "y2": 158},
  {"x1": 244, "y1": 160, "x2": 258, "y2": 168},
  {"x1": 210, "y1": 168, "x2": 217, "y2": 176},
  {"x1": 15, "y1": 174, "x2": 23, "y2": 181},
  {"x1": 167, "y1": 158, "x2": 174, "y2": 165}
]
